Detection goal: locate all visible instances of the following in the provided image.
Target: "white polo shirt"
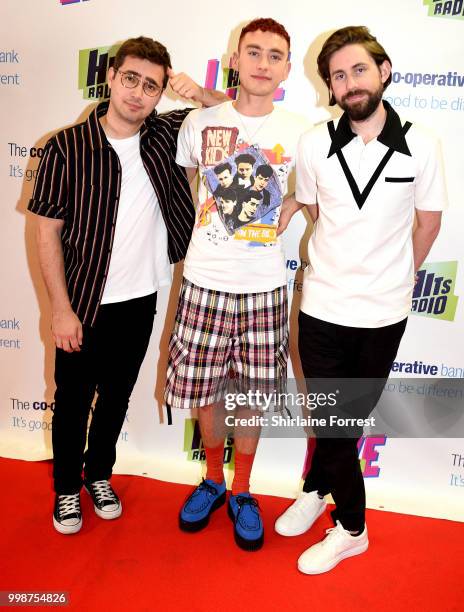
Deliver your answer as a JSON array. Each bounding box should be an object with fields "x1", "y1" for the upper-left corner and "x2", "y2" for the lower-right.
[{"x1": 296, "y1": 101, "x2": 447, "y2": 328}]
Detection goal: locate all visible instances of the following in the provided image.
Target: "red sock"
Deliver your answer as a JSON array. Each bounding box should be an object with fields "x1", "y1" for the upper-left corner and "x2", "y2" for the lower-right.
[
  {"x1": 232, "y1": 451, "x2": 255, "y2": 496},
  {"x1": 205, "y1": 444, "x2": 224, "y2": 484}
]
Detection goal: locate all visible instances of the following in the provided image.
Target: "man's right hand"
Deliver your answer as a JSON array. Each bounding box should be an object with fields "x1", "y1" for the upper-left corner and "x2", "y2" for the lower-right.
[
  {"x1": 277, "y1": 196, "x2": 305, "y2": 236},
  {"x1": 52, "y1": 309, "x2": 83, "y2": 352}
]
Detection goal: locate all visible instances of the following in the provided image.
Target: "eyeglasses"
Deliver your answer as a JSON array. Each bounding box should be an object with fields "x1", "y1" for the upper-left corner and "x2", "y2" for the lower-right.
[{"x1": 117, "y1": 70, "x2": 163, "y2": 97}]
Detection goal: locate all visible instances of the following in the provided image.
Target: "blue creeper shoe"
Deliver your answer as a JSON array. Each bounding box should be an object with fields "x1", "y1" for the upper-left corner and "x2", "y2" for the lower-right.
[
  {"x1": 228, "y1": 492, "x2": 264, "y2": 551},
  {"x1": 179, "y1": 478, "x2": 226, "y2": 532}
]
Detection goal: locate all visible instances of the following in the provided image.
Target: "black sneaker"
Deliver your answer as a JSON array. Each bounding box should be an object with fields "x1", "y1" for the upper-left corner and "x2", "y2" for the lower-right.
[
  {"x1": 84, "y1": 480, "x2": 122, "y2": 520},
  {"x1": 53, "y1": 493, "x2": 82, "y2": 534}
]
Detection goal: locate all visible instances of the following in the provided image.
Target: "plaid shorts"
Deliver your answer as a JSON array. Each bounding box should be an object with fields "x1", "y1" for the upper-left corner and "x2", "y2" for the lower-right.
[{"x1": 164, "y1": 279, "x2": 288, "y2": 409}]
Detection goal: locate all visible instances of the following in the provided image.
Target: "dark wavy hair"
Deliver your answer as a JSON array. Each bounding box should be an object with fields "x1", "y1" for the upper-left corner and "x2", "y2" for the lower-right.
[
  {"x1": 317, "y1": 26, "x2": 392, "y2": 106},
  {"x1": 113, "y1": 36, "x2": 171, "y2": 88}
]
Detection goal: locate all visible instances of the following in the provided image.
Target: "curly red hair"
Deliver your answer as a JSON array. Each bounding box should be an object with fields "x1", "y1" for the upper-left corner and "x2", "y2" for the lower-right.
[{"x1": 238, "y1": 18, "x2": 290, "y2": 52}]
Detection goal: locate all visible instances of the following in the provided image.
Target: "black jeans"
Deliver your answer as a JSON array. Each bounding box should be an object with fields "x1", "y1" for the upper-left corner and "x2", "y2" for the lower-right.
[
  {"x1": 52, "y1": 293, "x2": 157, "y2": 494},
  {"x1": 299, "y1": 312, "x2": 407, "y2": 531}
]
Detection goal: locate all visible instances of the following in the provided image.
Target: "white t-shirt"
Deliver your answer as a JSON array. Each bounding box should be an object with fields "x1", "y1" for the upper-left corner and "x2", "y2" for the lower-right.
[
  {"x1": 296, "y1": 106, "x2": 448, "y2": 328},
  {"x1": 101, "y1": 132, "x2": 171, "y2": 304},
  {"x1": 176, "y1": 101, "x2": 310, "y2": 293}
]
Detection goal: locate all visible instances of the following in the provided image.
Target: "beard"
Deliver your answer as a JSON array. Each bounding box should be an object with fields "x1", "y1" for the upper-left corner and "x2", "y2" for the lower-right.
[{"x1": 339, "y1": 84, "x2": 384, "y2": 121}]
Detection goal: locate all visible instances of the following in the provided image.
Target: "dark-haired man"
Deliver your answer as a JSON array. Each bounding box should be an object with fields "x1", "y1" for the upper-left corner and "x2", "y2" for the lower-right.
[
  {"x1": 213, "y1": 163, "x2": 234, "y2": 189},
  {"x1": 223, "y1": 189, "x2": 264, "y2": 234},
  {"x1": 250, "y1": 163, "x2": 273, "y2": 206},
  {"x1": 215, "y1": 186, "x2": 238, "y2": 216},
  {"x1": 166, "y1": 18, "x2": 309, "y2": 551},
  {"x1": 233, "y1": 153, "x2": 256, "y2": 188},
  {"x1": 276, "y1": 26, "x2": 446, "y2": 573},
  {"x1": 237, "y1": 190, "x2": 262, "y2": 223},
  {"x1": 214, "y1": 185, "x2": 238, "y2": 229},
  {"x1": 28, "y1": 36, "x2": 228, "y2": 535}
]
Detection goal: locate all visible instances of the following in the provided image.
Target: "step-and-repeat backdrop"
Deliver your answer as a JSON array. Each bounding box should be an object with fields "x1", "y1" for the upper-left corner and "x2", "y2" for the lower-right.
[{"x1": 1, "y1": 0, "x2": 462, "y2": 521}]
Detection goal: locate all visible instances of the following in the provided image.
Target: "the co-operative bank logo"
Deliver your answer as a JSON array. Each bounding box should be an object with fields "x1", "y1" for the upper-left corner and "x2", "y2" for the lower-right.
[
  {"x1": 78, "y1": 45, "x2": 119, "y2": 100},
  {"x1": 423, "y1": 0, "x2": 464, "y2": 19}
]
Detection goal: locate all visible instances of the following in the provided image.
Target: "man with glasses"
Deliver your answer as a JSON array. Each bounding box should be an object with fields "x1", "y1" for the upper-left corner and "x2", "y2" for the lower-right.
[{"x1": 28, "y1": 36, "x2": 227, "y2": 535}]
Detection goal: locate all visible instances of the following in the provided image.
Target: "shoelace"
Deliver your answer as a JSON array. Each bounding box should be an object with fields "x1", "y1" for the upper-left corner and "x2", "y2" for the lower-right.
[
  {"x1": 196, "y1": 479, "x2": 220, "y2": 497},
  {"x1": 58, "y1": 494, "x2": 80, "y2": 517},
  {"x1": 235, "y1": 496, "x2": 259, "y2": 509},
  {"x1": 321, "y1": 523, "x2": 345, "y2": 546},
  {"x1": 292, "y1": 494, "x2": 315, "y2": 512},
  {"x1": 235, "y1": 496, "x2": 261, "y2": 529},
  {"x1": 294, "y1": 493, "x2": 325, "y2": 514},
  {"x1": 90, "y1": 480, "x2": 117, "y2": 503}
]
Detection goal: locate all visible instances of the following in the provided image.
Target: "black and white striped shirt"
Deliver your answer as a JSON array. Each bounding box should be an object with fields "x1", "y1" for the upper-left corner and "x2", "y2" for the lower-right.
[{"x1": 28, "y1": 101, "x2": 195, "y2": 326}]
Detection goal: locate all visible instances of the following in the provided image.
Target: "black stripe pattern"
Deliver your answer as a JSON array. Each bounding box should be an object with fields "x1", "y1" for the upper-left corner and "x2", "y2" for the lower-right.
[{"x1": 28, "y1": 101, "x2": 195, "y2": 326}]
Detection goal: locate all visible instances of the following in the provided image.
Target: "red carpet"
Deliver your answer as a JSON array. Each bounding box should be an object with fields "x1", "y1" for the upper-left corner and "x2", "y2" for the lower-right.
[{"x1": 0, "y1": 458, "x2": 461, "y2": 611}]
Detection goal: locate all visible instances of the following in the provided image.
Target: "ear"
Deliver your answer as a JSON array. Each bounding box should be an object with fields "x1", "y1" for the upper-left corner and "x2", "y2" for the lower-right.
[
  {"x1": 379, "y1": 60, "x2": 391, "y2": 85},
  {"x1": 282, "y1": 60, "x2": 291, "y2": 82},
  {"x1": 231, "y1": 50, "x2": 239, "y2": 72},
  {"x1": 108, "y1": 66, "x2": 116, "y2": 90}
]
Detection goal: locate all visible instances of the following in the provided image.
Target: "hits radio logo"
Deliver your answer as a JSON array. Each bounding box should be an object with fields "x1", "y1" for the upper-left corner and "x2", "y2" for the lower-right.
[
  {"x1": 412, "y1": 261, "x2": 459, "y2": 321},
  {"x1": 423, "y1": 0, "x2": 464, "y2": 19},
  {"x1": 78, "y1": 45, "x2": 120, "y2": 100},
  {"x1": 183, "y1": 418, "x2": 234, "y2": 468}
]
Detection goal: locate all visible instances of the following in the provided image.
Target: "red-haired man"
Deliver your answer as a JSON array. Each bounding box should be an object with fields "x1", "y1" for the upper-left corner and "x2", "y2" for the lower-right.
[{"x1": 166, "y1": 18, "x2": 310, "y2": 551}]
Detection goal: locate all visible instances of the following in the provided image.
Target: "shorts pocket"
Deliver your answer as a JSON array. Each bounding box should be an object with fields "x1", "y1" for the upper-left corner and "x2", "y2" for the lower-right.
[
  {"x1": 276, "y1": 340, "x2": 289, "y2": 377},
  {"x1": 168, "y1": 333, "x2": 189, "y2": 368}
]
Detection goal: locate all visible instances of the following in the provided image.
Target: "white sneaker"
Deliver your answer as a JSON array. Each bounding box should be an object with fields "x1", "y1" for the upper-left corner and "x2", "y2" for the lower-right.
[
  {"x1": 298, "y1": 520, "x2": 369, "y2": 574},
  {"x1": 275, "y1": 491, "x2": 326, "y2": 537}
]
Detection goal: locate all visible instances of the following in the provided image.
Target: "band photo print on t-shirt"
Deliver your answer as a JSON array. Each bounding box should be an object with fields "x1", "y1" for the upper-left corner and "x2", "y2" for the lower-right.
[{"x1": 205, "y1": 146, "x2": 282, "y2": 236}]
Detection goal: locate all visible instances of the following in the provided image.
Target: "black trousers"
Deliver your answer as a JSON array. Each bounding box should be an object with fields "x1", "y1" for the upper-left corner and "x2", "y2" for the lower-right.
[
  {"x1": 52, "y1": 293, "x2": 157, "y2": 494},
  {"x1": 299, "y1": 312, "x2": 407, "y2": 532}
]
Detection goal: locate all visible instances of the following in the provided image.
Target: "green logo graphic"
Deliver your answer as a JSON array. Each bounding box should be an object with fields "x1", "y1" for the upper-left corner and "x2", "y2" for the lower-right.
[
  {"x1": 423, "y1": 0, "x2": 464, "y2": 19},
  {"x1": 412, "y1": 261, "x2": 459, "y2": 321},
  {"x1": 183, "y1": 418, "x2": 234, "y2": 468},
  {"x1": 78, "y1": 44, "x2": 120, "y2": 100}
]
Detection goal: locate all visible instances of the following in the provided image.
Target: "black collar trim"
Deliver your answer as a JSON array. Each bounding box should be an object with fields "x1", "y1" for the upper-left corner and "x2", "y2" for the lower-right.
[
  {"x1": 328, "y1": 100, "x2": 412, "y2": 158},
  {"x1": 327, "y1": 118, "x2": 412, "y2": 210}
]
